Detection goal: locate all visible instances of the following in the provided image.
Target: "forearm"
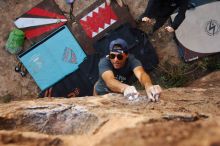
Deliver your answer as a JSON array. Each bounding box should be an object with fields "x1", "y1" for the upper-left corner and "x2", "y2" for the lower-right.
[
  {"x1": 106, "y1": 79, "x2": 129, "y2": 93},
  {"x1": 139, "y1": 72, "x2": 153, "y2": 89}
]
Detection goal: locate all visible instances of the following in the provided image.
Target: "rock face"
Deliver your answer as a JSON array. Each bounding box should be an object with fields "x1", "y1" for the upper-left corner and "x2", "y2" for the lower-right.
[
  {"x1": 9, "y1": 104, "x2": 98, "y2": 135},
  {"x1": 0, "y1": 71, "x2": 220, "y2": 146}
]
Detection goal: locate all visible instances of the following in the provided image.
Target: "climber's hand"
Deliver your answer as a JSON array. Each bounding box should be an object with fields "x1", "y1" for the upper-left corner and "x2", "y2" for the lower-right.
[
  {"x1": 123, "y1": 86, "x2": 140, "y2": 101},
  {"x1": 145, "y1": 85, "x2": 162, "y2": 102}
]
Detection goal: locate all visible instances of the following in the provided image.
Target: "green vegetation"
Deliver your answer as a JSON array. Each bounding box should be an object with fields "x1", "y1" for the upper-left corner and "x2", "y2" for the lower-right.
[{"x1": 153, "y1": 54, "x2": 220, "y2": 88}]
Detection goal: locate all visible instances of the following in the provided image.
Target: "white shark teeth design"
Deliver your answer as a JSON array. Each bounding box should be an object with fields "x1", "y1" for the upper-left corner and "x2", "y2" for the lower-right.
[
  {"x1": 92, "y1": 19, "x2": 117, "y2": 37},
  {"x1": 92, "y1": 32, "x2": 98, "y2": 37},
  {"x1": 81, "y1": 3, "x2": 107, "y2": 22},
  {"x1": 80, "y1": 3, "x2": 117, "y2": 37},
  {"x1": 93, "y1": 7, "x2": 99, "y2": 13}
]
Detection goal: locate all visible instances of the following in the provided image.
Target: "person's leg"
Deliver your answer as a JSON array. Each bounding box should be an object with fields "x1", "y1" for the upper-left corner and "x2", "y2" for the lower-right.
[
  {"x1": 152, "y1": 5, "x2": 177, "y2": 32},
  {"x1": 137, "y1": 0, "x2": 156, "y2": 22},
  {"x1": 152, "y1": 16, "x2": 169, "y2": 32}
]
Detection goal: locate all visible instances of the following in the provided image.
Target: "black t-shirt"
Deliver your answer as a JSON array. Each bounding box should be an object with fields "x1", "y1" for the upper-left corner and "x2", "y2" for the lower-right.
[{"x1": 95, "y1": 54, "x2": 142, "y2": 95}]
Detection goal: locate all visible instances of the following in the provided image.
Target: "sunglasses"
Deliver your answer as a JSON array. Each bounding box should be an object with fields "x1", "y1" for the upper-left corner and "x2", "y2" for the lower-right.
[{"x1": 109, "y1": 53, "x2": 124, "y2": 60}]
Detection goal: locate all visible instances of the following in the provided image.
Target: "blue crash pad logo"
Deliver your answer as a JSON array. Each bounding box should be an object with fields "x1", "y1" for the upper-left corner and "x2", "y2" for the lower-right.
[
  {"x1": 63, "y1": 47, "x2": 77, "y2": 64},
  {"x1": 205, "y1": 19, "x2": 220, "y2": 36},
  {"x1": 29, "y1": 54, "x2": 43, "y2": 74}
]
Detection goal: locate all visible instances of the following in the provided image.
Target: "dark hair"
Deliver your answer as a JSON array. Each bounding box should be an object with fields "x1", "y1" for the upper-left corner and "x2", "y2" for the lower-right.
[{"x1": 111, "y1": 44, "x2": 128, "y2": 54}]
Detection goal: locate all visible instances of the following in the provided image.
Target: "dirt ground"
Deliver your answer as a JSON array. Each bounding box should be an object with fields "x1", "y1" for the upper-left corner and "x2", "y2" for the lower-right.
[{"x1": 0, "y1": 1, "x2": 220, "y2": 146}]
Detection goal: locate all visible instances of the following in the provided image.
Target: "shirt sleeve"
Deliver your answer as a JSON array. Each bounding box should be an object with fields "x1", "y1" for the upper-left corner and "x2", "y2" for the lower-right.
[
  {"x1": 128, "y1": 55, "x2": 142, "y2": 71},
  {"x1": 98, "y1": 57, "x2": 112, "y2": 76},
  {"x1": 171, "y1": 0, "x2": 188, "y2": 30}
]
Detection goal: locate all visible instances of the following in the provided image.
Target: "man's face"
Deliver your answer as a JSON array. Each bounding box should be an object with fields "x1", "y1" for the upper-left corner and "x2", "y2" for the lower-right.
[{"x1": 109, "y1": 52, "x2": 128, "y2": 69}]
